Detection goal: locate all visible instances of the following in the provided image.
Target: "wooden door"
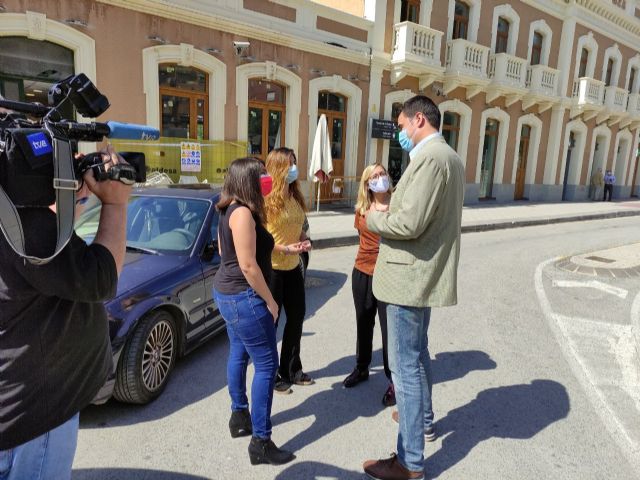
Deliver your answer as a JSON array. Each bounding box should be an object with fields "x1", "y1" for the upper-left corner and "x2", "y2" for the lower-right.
[
  {"x1": 317, "y1": 92, "x2": 347, "y2": 202},
  {"x1": 514, "y1": 125, "x2": 531, "y2": 200}
]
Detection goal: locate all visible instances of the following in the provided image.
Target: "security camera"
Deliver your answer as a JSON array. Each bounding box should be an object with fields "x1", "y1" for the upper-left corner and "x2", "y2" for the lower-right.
[{"x1": 233, "y1": 41, "x2": 250, "y2": 56}]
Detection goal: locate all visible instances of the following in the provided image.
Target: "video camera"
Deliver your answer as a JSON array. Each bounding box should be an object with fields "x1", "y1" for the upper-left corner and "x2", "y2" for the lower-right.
[
  {"x1": 0, "y1": 73, "x2": 159, "y2": 207},
  {"x1": 0, "y1": 73, "x2": 160, "y2": 264}
]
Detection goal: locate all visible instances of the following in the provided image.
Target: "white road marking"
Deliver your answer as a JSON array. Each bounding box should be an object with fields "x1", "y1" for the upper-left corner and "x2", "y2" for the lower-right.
[
  {"x1": 535, "y1": 258, "x2": 640, "y2": 471},
  {"x1": 552, "y1": 279, "x2": 629, "y2": 299}
]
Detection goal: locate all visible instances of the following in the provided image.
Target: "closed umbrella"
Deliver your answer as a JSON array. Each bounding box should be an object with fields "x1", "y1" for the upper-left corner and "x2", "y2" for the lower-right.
[{"x1": 309, "y1": 114, "x2": 333, "y2": 212}]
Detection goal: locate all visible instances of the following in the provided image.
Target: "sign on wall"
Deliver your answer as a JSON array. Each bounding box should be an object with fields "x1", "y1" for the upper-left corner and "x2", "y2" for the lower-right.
[
  {"x1": 180, "y1": 141, "x2": 202, "y2": 172},
  {"x1": 371, "y1": 119, "x2": 397, "y2": 140}
]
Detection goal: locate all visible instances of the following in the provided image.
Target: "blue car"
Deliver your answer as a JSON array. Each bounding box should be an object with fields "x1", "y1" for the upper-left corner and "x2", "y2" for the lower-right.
[{"x1": 76, "y1": 184, "x2": 224, "y2": 404}]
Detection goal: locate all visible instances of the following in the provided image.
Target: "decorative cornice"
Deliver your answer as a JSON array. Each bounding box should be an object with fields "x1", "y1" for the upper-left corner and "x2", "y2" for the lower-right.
[{"x1": 96, "y1": 0, "x2": 374, "y2": 66}]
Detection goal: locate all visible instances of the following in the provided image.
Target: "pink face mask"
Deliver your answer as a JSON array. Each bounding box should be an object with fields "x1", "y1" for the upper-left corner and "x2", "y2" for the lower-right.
[{"x1": 260, "y1": 174, "x2": 273, "y2": 196}]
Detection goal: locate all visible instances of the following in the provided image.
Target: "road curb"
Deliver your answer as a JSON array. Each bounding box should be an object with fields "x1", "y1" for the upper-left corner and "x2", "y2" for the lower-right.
[{"x1": 312, "y1": 209, "x2": 640, "y2": 250}]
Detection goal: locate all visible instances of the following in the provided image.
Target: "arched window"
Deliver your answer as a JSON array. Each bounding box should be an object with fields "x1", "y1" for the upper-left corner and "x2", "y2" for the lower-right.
[
  {"x1": 605, "y1": 57, "x2": 615, "y2": 86},
  {"x1": 247, "y1": 79, "x2": 286, "y2": 159},
  {"x1": 480, "y1": 118, "x2": 500, "y2": 199},
  {"x1": 530, "y1": 32, "x2": 543, "y2": 66},
  {"x1": 0, "y1": 36, "x2": 74, "y2": 118},
  {"x1": 400, "y1": 0, "x2": 420, "y2": 22},
  {"x1": 442, "y1": 112, "x2": 461, "y2": 151},
  {"x1": 317, "y1": 91, "x2": 347, "y2": 200},
  {"x1": 629, "y1": 67, "x2": 637, "y2": 94},
  {"x1": 453, "y1": 1, "x2": 470, "y2": 40},
  {"x1": 495, "y1": 17, "x2": 510, "y2": 54},
  {"x1": 159, "y1": 64, "x2": 209, "y2": 139},
  {"x1": 578, "y1": 48, "x2": 589, "y2": 78}
]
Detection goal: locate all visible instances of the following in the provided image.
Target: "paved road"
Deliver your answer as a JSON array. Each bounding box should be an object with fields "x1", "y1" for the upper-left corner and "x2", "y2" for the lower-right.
[{"x1": 73, "y1": 217, "x2": 640, "y2": 480}]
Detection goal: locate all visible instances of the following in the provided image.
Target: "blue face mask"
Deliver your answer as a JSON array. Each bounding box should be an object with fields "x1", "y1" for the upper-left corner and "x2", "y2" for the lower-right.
[
  {"x1": 398, "y1": 129, "x2": 414, "y2": 152},
  {"x1": 398, "y1": 119, "x2": 416, "y2": 152},
  {"x1": 286, "y1": 164, "x2": 299, "y2": 184}
]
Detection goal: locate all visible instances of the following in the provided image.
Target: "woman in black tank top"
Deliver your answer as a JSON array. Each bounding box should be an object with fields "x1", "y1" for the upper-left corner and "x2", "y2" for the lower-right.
[{"x1": 213, "y1": 158, "x2": 294, "y2": 466}]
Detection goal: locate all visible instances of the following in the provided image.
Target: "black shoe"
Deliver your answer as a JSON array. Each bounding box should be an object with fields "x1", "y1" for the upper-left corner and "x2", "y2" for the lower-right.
[
  {"x1": 381, "y1": 383, "x2": 396, "y2": 407},
  {"x1": 342, "y1": 368, "x2": 369, "y2": 388},
  {"x1": 274, "y1": 379, "x2": 293, "y2": 395},
  {"x1": 248, "y1": 437, "x2": 295, "y2": 465},
  {"x1": 229, "y1": 409, "x2": 252, "y2": 438},
  {"x1": 292, "y1": 371, "x2": 314, "y2": 386}
]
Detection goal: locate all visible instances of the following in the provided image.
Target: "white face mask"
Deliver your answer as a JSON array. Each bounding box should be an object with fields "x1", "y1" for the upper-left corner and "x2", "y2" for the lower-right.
[{"x1": 369, "y1": 175, "x2": 390, "y2": 193}]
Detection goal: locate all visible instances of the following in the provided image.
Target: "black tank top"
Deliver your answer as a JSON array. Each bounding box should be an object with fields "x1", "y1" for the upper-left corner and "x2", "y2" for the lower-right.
[{"x1": 213, "y1": 203, "x2": 274, "y2": 294}]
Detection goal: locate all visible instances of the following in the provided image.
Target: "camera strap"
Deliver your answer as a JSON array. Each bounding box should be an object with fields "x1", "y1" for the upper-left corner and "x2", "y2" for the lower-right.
[{"x1": 0, "y1": 136, "x2": 76, "y2": 264}]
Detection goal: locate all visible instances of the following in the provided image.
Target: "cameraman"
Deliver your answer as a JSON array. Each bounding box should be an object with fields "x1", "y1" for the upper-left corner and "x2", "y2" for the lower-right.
[{"x1": 0, "y1": 145, "x2": 131, "y2": 479}]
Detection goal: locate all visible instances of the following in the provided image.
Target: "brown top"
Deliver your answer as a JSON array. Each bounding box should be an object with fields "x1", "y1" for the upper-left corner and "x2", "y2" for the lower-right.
[{"x1": 354, "y1": 212, "x2": 380, "y2": 276}]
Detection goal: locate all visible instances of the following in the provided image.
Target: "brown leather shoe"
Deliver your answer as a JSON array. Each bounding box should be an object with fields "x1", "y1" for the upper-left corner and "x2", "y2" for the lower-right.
[
  {"x1": 363, "y1": 453, "x2": 424, "y2": 480},
  {"x1": 391, "y1": 411, "x2": 437, "y2": 442}
]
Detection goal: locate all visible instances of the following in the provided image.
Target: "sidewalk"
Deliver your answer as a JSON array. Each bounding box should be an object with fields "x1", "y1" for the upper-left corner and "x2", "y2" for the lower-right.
[{"x1": 308, "y1": 199, "x2": 640, "y2": 249}]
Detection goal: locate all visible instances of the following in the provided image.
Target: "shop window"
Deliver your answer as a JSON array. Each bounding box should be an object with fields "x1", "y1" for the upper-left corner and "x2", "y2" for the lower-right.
[
  {"x1": 160, "y1": 64, "x2": 208, "y2": 139},
  {"x1": 453, "y1": 1, "x2": 470, "y2": 40},
  {"x1": 0, "y1": 36, "x2": 74, "y2": 118},
  {"x1": 248, "y1": 79, "x2": 285, "y2": 160},
  {"x1": 442, "y1": 112, "x2": 460, "y2": 152},
  {"x1": 495, "y1": 17, "x2": 510, "y2": 54}
]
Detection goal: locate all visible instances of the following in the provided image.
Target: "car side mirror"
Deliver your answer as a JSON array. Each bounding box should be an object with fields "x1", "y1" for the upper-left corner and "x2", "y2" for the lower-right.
[{"x1": 202, "y1": 239, "x2": 217, "y2": 262}]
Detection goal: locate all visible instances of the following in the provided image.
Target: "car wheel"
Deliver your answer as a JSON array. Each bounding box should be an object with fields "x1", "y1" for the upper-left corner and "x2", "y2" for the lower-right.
[{"x1": 113, "y1": 310, "x2": 178, "y2": 404}]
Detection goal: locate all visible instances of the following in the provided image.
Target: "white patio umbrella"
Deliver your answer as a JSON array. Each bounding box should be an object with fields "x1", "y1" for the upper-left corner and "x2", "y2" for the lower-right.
[{"x1": 309, "y1": 114, "x2": 333, "y2": 212}]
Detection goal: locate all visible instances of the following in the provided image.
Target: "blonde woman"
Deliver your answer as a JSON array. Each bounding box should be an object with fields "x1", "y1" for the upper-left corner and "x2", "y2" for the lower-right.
[
  {"x1": 343, "y1": 164, "x2": 395, "y2": 406},
  {"x1": 265, "y1": 147, "x2": 313, "y2": 394}
]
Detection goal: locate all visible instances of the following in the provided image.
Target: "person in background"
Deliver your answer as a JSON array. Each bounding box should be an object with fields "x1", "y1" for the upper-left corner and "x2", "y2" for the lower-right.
[
  {"x1": 265, "y1": 147, "x2": 313, "y2": 394},
  {"x1": 363, "y1": 95, "x2": 465, "y2": 480},
  {"x1": 589, "y1": 167, "x2": 604, "y2": 201},
  {"x1": 343, "y1": 164, "x2": 396, "y2": 408},
  {"x1": 213, "y1": 157, "x2": 294, "y2": 466},
  {"x1": 603, "y1": 169, "x2": 616, "y2": 201}
]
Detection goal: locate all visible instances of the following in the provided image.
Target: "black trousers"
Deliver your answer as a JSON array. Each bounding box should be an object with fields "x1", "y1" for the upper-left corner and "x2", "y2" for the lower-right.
[
  {"x1": 351, "y1": 267, "x2": 391, "y2": 380},
  {"x1": 269, "y1": 265, "x2": 306, "y2": 382},
  {"x1": 603, "y1": 184, "x2": 613, "y2": 201}
]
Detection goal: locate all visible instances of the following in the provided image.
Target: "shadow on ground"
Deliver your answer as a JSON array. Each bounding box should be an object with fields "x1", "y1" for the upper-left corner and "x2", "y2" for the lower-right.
[
  {"x1": 427, "y1": 379, "x2": 570, "y2": 478},
  {"x1": 273, "y1": 461, "x2": 364, "y2": 479},
  {"x1": 277, "y1": 350, "x2": 498, "y2": 453},
  {"x1": 80, "y1": 268, "x2": 346, "y2": 429},
  {"x1": 72, "y1": 469, "x2": 209, "y2": 480},
  {"x1": 80, "y1": 332, "x2": 230, "y2": 429}
]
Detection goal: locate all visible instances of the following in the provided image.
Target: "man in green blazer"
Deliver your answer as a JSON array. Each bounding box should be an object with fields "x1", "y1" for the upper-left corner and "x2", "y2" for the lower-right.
[{"x1": 362, "y1": 95, "x2": 465, "y2": 480}]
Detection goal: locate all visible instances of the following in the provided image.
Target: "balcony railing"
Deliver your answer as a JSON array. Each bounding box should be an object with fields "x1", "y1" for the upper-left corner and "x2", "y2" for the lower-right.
[
  {"x1": 392, "y1": 21, "x2": 443, "y2": 67},
  {"x1": 603, "y1": 85, "x2": 628, "y2": 113},
  {"x1": 488, "y1": 53, "x2": 527, "y2": 88},
  {"x1": 572, "y1": 77, "x2": 605, "y2": 106},
  {"x1": 628, "y1": 92, "x2": 640, "y2": 117},
  {"x1": 526, "y1": 64, "x2": 559, "y2": 97},
  {"x1": 445, "y1": 38, "x2": 490, "y2": 79}
]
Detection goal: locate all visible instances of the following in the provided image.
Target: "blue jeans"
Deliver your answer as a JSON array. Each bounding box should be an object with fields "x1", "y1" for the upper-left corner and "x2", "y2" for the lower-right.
[
  {"x1": 214, "y1": 288, "x2": 279, "y2": 439},
  {"x1": 387, "y1": 304, "x2": 433, "y2": 473},
  {"x1": 0, "y1": 413, "x2": 79, "y2": 480}
]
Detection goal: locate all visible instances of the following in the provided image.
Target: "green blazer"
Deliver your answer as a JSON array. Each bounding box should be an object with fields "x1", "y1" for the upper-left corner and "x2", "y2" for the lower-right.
[{"x1": 367, "y1": 136, "x2": 465, "y2": 308}]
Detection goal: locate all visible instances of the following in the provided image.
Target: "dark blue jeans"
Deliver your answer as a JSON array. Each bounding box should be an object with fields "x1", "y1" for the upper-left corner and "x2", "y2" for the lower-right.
[{"x1": 214, "y1": 288, "x2": 279, "y2": 439}]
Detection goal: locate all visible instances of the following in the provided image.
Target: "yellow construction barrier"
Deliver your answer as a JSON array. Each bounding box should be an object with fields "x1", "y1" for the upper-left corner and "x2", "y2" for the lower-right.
[{"x1": 110, "y1": 137, "x2": 248, "y2": 184}]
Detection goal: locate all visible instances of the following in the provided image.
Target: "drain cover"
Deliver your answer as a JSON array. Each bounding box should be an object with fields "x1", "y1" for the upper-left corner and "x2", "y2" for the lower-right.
[{"x1": 585, "y1": 256, "x2": 615, "y2": 264}]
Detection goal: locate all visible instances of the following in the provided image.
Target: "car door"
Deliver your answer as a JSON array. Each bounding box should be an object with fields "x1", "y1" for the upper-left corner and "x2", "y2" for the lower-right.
[{"x1": 200, "y1": 208, "x2": 223, "y2": 331}]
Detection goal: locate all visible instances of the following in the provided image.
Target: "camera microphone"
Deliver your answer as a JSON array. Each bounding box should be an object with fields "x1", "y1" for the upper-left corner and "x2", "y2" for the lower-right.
[{"x1": 104, "y1": 121, "x2": 160, "y2": 141}]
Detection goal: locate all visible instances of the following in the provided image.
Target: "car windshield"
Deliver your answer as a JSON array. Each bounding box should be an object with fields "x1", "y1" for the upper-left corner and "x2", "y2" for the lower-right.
[{"x1": 76, "y1": 195, "x2": 211, "y2": 255}]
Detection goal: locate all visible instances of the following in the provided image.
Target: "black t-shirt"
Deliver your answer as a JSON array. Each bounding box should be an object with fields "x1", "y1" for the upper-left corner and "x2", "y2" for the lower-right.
[
  {"x1": 213, "y1": 203, "x2": 274, "y2": 294},
  {"x1": 0, "y1": 207, "x2": 116, "y2": 450}
]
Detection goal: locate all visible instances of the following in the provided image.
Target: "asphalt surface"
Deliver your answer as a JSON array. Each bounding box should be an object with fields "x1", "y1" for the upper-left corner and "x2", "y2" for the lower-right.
[{"x1": 73, "y1": 216, "x2": 640, "y2": 480}]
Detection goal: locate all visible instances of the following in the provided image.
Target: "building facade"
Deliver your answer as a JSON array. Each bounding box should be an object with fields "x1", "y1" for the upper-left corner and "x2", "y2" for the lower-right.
[{"x1": 1, "y1": 0, "x2": 639, "y2": 204}]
